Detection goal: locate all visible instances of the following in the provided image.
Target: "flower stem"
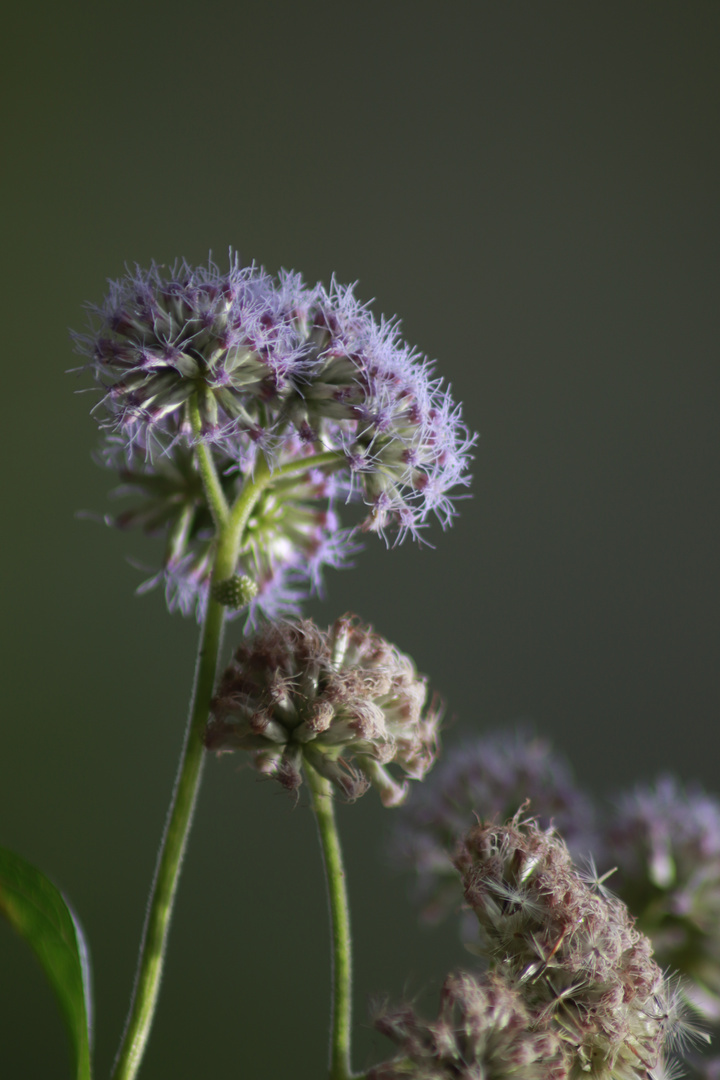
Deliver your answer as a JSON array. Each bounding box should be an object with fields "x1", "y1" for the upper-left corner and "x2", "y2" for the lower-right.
[
  {"x1": 111, "y1": 594, "x2": 226, "y2": 1080},
  {"x1": 271, "y1": 448, "x2": 346, "y2": 482},
  {"x1": 188, "y1": 396, "x2": 229, "y2": 528},
  {"x1": 110, "y1": 442, "x2": 347, "y2": 1079},
  {"x1": 305, "y1": 762, "x2": 354, "y2": 1080}
]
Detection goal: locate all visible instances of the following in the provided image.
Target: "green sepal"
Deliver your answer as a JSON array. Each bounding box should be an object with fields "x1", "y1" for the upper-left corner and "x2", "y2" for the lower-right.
[{"x1": 0, "y1": 845, "x2": 93, "y2": 1080}]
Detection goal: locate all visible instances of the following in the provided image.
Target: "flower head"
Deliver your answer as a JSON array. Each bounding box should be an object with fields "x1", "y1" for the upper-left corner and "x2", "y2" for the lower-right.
[
  {"x1": 205, "y1": 615, "x2": 442, "y2": 804},
  {"x1": 74, "y1": 257, "x2": 308, "y2": 446},
  {"x1": 75, "y1": 257, "x2": 474, "y2": 553},
  {"x1": 392, "y1": 728, "x2": 597, "y2": 924},
  {"x1": 284, "y1": 277, "x2": 475, "y2": 539},
  {"x1": 102, "y1": 435, "x2": 354, "y2": 623},
  {"x1": 602, "y1": 776, "x2": 720, "y2": 1020},
  {"x1": 455, "y1": 817, "x2": 679, "y2": 1080},
  {"x1": 370, "y1": 971, "x2": 568, "y2": 1080}
]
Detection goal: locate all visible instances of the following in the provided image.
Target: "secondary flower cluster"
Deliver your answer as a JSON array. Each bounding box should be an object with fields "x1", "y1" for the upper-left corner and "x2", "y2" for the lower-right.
[
  {"x1": 392, "y1": 728, "x2": 596, "y2": 924},
  {"x1": 394, "y1": 729, "x2": 720, "y2": 1041},
  {"x1": 605, "y1": 777, "x2": 720, "y2": 1021},
  {"x1": 371, "y1": 971, "x2": 567, "y2": 1080},
  {"x1": 455, "y1": 818, "x2": 676, "y2": 1080},
  {"x1": 101, "y1": 432, "x2": 353, "y2": 621},
  {"x1": 205, "y1": 615, "x2": 442, "y2": 805},
  {"x1": 74, "y1": 257, "x2": 474, "y2": 621},
  {"x1": 373, "y1": 817, "x2": 686, "y2": 1080}
]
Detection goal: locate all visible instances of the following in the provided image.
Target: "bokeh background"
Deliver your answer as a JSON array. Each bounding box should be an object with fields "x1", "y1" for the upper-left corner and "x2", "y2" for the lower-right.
[{"x1": 1, "y1": 3, "x2": 718, "y2": 1077}]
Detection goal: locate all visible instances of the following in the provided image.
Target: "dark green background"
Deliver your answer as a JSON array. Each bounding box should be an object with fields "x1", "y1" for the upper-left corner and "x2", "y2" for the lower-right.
[{"x1": 2, "y1": 3, "x2": 718, "y2": 1077}]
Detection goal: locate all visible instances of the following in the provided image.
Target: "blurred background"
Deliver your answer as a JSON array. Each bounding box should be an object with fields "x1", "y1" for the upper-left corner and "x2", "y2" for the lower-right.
[{"x1": 1, "y1": 2, "x2": 718, "y2": 1077}]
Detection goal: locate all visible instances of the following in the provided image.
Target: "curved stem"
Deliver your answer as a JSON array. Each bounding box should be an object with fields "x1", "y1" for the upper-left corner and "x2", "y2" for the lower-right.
[
  {"x1": 305, "y1": 762, "x2": 353, "y2": 1080},
  {"x1": 271, "y1": 449, "x2": 346, "y2": 482},
  {"x1": 188, "y1": 396, "x2": 229, "y2": 528},
  {"x1": 111, "y1": 595, "x2": 226, "y2": 1080},
  {"x1": 214, "y1": 456, "x2": 272, "y2": 581},
  {"x1": 110, "y1": 439, "x2": 347, "y2": 1079}
]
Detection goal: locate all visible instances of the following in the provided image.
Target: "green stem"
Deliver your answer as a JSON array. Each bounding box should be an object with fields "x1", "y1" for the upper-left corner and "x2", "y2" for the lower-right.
[
  {"x1": 214, "y1": 456, "x2": 272, "y2": 580},
  {"x1": 110, "y1": 439, "x2": 346, "y2": 1079},
  {"x1": 188, "y1": 396, "x2": 229, "y2": 528},
  {"x1": 305, "y1": 762, "x2": 353, "y2": 1080},
  {"x1": 111, "y1": 594, "x2": 226, "y2": 1080},
  {"x1": 271, "y1": 449, "x2": 346, "y2": 482}
]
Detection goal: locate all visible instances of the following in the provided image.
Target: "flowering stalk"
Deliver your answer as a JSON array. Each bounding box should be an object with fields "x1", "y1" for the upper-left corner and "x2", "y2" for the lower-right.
[
  {"x1": 70, "y1": 255, "x2": 473, "y2": 1080},
  {"x1": 111, "y1": 441, "x2": 274, "y2": 1080},
  {"x1": 111, "y1": 591, "x2": 225, "y2": 1080},
  {"x1": 305, "y1": 763, "x2": 354, "y2": 1080},
  {"x1": 187, "y1": 395, "x2": 228, "y2": 527}
]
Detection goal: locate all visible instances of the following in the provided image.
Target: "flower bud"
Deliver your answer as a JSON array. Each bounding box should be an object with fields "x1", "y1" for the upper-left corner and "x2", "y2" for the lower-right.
[
  {"x1": 211, "y1": 575, "x2": 258, "y2": 609},
  {"x1": 205, "y1": 616, "x2": 442, "y2": 804}
]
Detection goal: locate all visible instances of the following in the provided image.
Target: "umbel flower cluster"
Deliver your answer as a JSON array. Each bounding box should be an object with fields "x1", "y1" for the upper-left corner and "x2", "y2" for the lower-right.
[
  {"x1": 205, "y1": 615, "x2": 441, "y2": 805},
  {"x1": 374, "y1": 817, "x2": 686, "y2": 1080},
  {"x1": 73, "y1": 256, "x2": 474, "y2": 622}
]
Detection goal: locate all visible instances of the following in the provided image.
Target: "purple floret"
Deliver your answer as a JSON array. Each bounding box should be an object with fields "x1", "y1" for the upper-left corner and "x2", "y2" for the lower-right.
[{"x1": 75, "y1": 255, "x2": 475, "y2": 622}]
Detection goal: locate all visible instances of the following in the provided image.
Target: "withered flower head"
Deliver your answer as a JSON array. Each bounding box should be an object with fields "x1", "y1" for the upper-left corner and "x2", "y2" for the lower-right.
[
  {"x1": 370, "y1": 971, "x2": 568, "y2": 1080},
  {"x1": 205, "y1": 616, "x2": 442, "y2": 805},
  {"x1": 454, "y1": 817, "x2": 683, "y2": 1080}
]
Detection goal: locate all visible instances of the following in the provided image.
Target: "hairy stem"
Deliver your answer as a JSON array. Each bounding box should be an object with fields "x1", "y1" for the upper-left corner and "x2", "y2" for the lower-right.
[
  {"x1": 305, "y1": 762, "x2": 354, "y2": 1080},
  {"x1": 111, "y1": 594, "x2": 225, "y2": 1080}
]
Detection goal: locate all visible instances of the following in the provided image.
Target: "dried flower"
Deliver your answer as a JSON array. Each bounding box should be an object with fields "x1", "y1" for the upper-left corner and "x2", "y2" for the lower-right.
[
  {"x1": 455, "y1": 817, "x2": 680, "y2": 1080},
  {"x1": 370, "y1": 971, "x2": 568, "y2": 1080},
  {"x1": 205, "y1": 616, "x2": 442, "y2": 804},
  {"x1": 392, "y1": 728, "x2": 597, "y2": 924},
  {"x1": 602, "y1": 776, "x2": 720, "y2": 1020}
]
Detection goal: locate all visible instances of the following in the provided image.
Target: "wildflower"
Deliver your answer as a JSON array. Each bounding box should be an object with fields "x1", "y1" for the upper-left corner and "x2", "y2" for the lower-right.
[
  {"x1": 204, "y1": 616, "x2": 442, "y2": 804},
  {"x1": 287, "y1": 276, "x2": 475, "y2": 539},
  {"x1": 370, "y1": 971, "x2": 568, "y2": 1080},
  {"x1": 455, "y1": 816, "x2": 679, "y2": 1080},
  {"x1": 392, "y1": 728, "x2": 597, "y2": 924},
  {"x1": 75, "y1": 257, "x2": 474, "y2": 555},
  {"x1": 73, "y1": 257, "x2": 308, "y2": 446},
  {"x1": 602, "y1": 776, "x2": 720, "y2": 1020},
  {"x1": 103, "y1": 437, "x2": 354, "y2": 623}
]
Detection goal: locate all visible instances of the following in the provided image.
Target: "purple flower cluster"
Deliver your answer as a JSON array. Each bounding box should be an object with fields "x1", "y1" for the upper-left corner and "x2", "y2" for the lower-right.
[
  {"x1": 601, "y1": 776, "x2": 720, "y2": 1021},
  {"x1": 74, "y1": 256, "x2": 474, "y2": 619}
]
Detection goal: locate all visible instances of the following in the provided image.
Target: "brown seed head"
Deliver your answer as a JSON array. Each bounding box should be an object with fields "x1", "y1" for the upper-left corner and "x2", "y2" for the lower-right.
[{"x1": 205, "y1": 615, "x2": 441, "y2": 804}]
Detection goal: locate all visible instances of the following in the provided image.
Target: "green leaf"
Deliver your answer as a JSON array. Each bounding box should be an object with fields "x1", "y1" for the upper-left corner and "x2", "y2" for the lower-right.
[{"x1": 0, "y1": 845, "x2": 92, "y2": 1079}]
